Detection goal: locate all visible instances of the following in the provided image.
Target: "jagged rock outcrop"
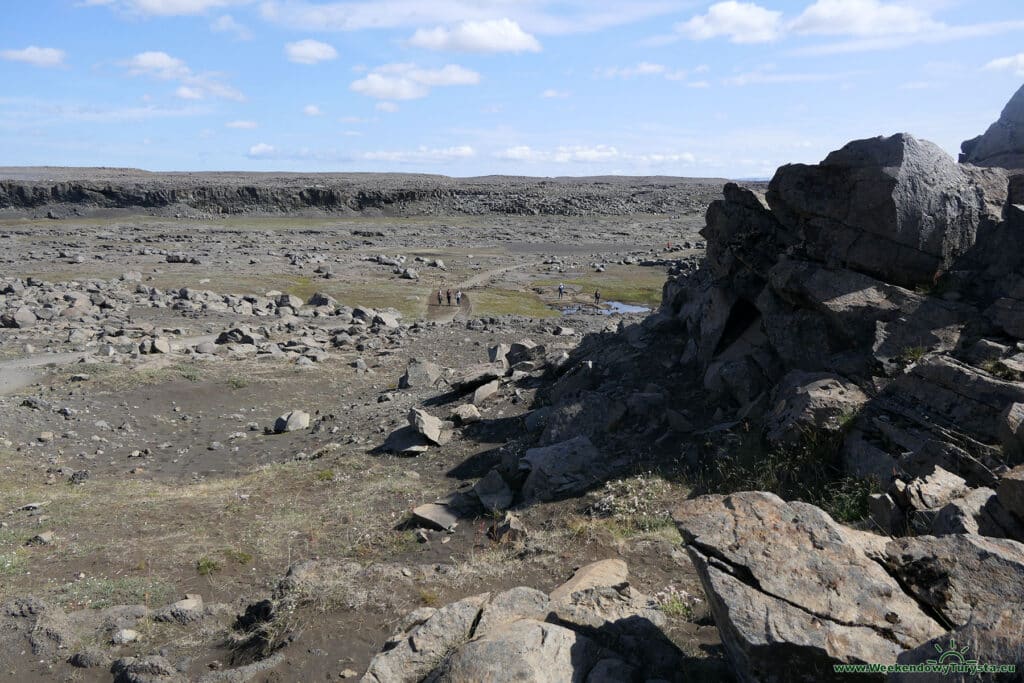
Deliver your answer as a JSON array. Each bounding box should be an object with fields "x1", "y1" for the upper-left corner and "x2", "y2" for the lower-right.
[
  {"x1": 960, "y1": 83, "x2": 1024, "y2": 169},
  {"x1": 0, "y1": 171, "x2": 727, "y2": 218},
  {"x1": 674, "y1": 492, "x2": 946, "y2": 682},
  {"x1": 648, "y1": 88, "x2": 1024, "y2": 682},
  {"x1": 362, "y1": 561, "x2": 682, "y2": 683},
  {"x1": 768, "y1": 134, "x2": 1007, "y2": 287}
]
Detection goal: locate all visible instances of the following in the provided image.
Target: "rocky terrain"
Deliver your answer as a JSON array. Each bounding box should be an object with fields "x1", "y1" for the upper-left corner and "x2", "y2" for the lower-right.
[
  {"x1": 0, "y1": 169, "x2": 726, "y2": 220},
  {"x1": 2, "y1": 84, "x2": 1024, "y2": 683}
]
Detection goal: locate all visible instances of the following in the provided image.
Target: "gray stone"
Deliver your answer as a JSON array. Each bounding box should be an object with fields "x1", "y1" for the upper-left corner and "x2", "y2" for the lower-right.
[
  {"x1": 883, "y1": 533, "x2": 1024, "y2": 626},
  {"x1": 411, "y1": 502, "x2": 459, "y2": 531},
  {"x1": 273, "y1": 410, "x2": 310, "y2": 434},
  {"x1": 471, "y1": 379, "x2": 500, "y2": 406},
  {"x1": 399, "y1": 358, "x2": 444, "y2": 390},
  {"x1": 408, "y1": 408, "x2": 450, "y2": 446},
  {"x1": 997, "y1": 465, "x2": 1024, "y2": 521},
  {"x1": 549, "y1": 558, "x2": 628, "y2": 602},
  {"x1": 674, "y1": 492, "x2": 945, "y2": 681},
  {"x1": 765, "y1": 371, "x2": 867, "y2": 444},
  {"x1": 450, "y1": 404, "x2": 481, "y2": 425},
  {"x1": 767, "y1": 133, "x2": 1007, "y2": 287},
  {"x1": 519, "y1": 436, "x2": 602, "y2": 502},
  {"x1": 363, "y1": 593, "x2": 488, "y2": 683},
  {"x1": 960, "y1": 82, "x2": 1024, "y2": 168},
  {"x1": 471, "y1": 470, "x2": 513, "y2": 511},
  {"x1": 425, "y1": 619, "x2": 602, "y2": 683},
  {"x1": 486, "y1": 512, "x2": 527, "y2": 544}
]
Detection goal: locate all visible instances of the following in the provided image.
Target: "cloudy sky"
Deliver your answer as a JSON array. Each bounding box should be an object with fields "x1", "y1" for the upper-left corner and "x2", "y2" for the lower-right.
[{"x1": 1, "y1": 0, "x2": 1022, "y2": 178}]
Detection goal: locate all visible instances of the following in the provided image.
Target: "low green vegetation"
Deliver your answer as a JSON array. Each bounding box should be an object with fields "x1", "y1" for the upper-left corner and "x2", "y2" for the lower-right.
[
  {"x1": 700, "y1": 423, "x2": 880, "y2": 523},
  {"x1": 535, "y1": 266, "x2": 666, "y2": 307},
  {"x1": 58, "y1": 576, "x2": 177, "y2": 610},
  {"x1": 471, "y1": 288, "x2": 559, "y2": 318},
  {"x1": 196, "y1": 557, "x2": 222, "y2": 576}
]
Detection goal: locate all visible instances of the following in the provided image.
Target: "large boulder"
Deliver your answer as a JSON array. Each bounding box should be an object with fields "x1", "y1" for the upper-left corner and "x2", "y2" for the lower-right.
[
  {"x1": 518, "y1": 436, "x2": 603, "y2": 502},
  {"x1": 765, "y1": 370, "x2": 867, "y2": 444},
  {"x1": 399, "y1": 358, "x2": 445, "y2": 389},
  {"x1": 424, "y1": 618, "x2": 603, "y2": 683},
  {"x1": 674, "y1": 492, "x2": 945, "y2": 681},
  {"x1": 363, "y1": 566, "x2": 679, "y2": 683},
  {"x1": 408, "y1": 408, "x2": 450, "y2": 446},
  {"x1": 960, "y1": 82, "x2": 1024, "y2": 169},
  {"x1": 882, "y1": 533, "x2": 1024, "y2": 627},
  {"x1": 767, "y1": 134, "x2": 1006, "y2": 287}
]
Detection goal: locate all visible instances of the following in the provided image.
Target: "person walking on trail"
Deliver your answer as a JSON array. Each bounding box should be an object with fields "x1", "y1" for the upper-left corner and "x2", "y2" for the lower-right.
[
  {"x1": 455, "y1": 290, "x2": 462, "y2": 306},
  {"x1": 446, "y1": 289, "x2": 452, "y2": 306},
  {"x1": 594, "y1": 289, "x2": 601, "y2": 306},
  {"x1": 558, "y1": 283, "x2": 565, "y2": 300},
  {"x1": 437, "y1": 289, "x2": 443, "y2": 306}
]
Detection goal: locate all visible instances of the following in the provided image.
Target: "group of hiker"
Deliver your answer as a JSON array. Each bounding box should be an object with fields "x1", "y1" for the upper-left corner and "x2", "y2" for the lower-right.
[
  {"x1": 433, "y1": 283, "x2": 602, "y2": 309},
  {"x1": 558, "y1": 283, "x2": 601, "y2": 305},
  {"x1": 436, "y1": 288, "x2": 463, "y2": 306}
]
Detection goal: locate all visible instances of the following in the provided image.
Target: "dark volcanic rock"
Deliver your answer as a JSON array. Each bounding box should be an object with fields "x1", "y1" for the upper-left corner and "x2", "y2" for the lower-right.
[
  {"x1": 960, "y1": 83, "x2": 1024, "y2": 169},
  {"x1": 767, "y1": 133, "x2": 1006, "y2": 287}
]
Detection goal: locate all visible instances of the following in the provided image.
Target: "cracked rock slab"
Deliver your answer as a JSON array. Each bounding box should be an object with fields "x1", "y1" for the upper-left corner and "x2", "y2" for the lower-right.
[{"x1": 674, "y1": 492, "x2": 945, "y2": 682}]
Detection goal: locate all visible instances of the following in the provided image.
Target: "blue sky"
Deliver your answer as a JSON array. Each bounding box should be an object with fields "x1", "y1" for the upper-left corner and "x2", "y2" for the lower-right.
[{"x1": 1, "y1": 0, "x2": 1022, "y2": 178}]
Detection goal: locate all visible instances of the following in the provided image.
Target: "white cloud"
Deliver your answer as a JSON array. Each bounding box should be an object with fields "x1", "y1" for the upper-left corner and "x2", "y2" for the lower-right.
[
  {"x1": 352, "y1": 73, "x2": 429, "y2": 100},
  {"x1": 226, "y1": 119, "x2": 257, "y2": 128},
  {"x1": 724, "y1": 66, "x2": 859, "y2": 86},
  {"x1": 676, "y1": 1, "x2": 782, "y2": 43},
  {"x1": 0, "y1": 96, "x2": 208, "y2": 125},
  {"x1": 376, "y1": 101, "x2": 399, "y2": 112},
  {"x1": 985, "y1": 53, "x2": 1024, "y2": 76},
  {"x1": 0, "y1": 46, "x2": 66, "y2": 68},
  {"x1": 88, "y1": 0, "x2": 249, "y2": 16},
  {"x1": 175, "y1": 85, "x2": 203, "y2": 99},
  {"x1": 409, "y1": 19, "x2": 541, "y2": 53},
  {"x1": 360, "y1": 145, "x2": 476, "y2": 163},
  {"x1": 125, "y1": 51, "x2": 190, "y2": 79},
  {"x1": 541, "y1": 89, "x2": 569, "y2": 98},
  {"x1": 259, "y1": 0, "x2": 682, "y2": 36},
  {"x1": 303, "y1": 104, "x2": 322, "y2": 115},
  {"x1": 496, "y1": 145, "x2": 697, "y2": 165},
  {"x1": 350, "y1": 63, "x2": 480, "y2": 100},
  {"x1": 788, "y1": 0, "x2": 937, "y2": 37},
  {"x1": 123, "y1": 51, "x2": 244, "y2": 101},
  {"x1": 210, "y1": 14, "x2": 252, "y2": 40},
  {"x1": 790, "y1": 19, "x2": 1024, "y2": 55},
  {"x1": 497, "y1": 145, "x2": 619, "y2": 163},
  {"x1": 248, "y1": 142, "x2": 276, "y2": 158},
  {"x1": 285, "y1": 39, "x2": 338, "y2": 64},
  {"x1": 598, "y1": 62, "x2": 666, "y2": 79}
]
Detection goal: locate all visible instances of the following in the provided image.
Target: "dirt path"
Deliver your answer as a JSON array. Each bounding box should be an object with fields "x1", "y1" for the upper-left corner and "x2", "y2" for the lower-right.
[
  {"x1": 0, "y1": 334, "x2": 218, "y2": 395},
  {"x1": 425, "y1": 261, "x2": 543, "y2": 323},
  {"x1": 427, "y1": 293, "x2": 471, "y2": 323}
]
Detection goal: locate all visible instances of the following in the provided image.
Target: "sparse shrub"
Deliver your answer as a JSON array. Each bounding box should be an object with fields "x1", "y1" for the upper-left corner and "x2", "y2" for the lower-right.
[
  {"x1": 227, "y1": 376, "x2": 249, "y2": 389},
  {"x1": 315, "y1": 469, "x2": 335, "y2": 482},
  {"x1": 654, "y1": 585, "x2": 699, "y2": 620},
  {"x1": 196, "y1": 557, "x2": 222, "y2": 575},
  {"x1": 898, "y1": 346, "x2": 927, "y2": 365},
  {"x1": 179, "y1": 367, "x2": 201, "y2": 382},
  {"x1": 585, "y1": 473, "x2": 677, "y2": 537},
  {"x1": 417, "y1": 587, "x2": 441, "y2": 607},
  {"x1": 699, "y1": 422, "x2": 881, "y2": 524},
  {"x1": 225, "y1": 549, "x2": 253, "y2": 565},
  {"x1": 980, "y1": 359, "x2": 1020, "y2": 381}
]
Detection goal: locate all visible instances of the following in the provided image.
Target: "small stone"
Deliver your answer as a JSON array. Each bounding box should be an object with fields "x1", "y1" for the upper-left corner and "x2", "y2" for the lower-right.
[
  {"x1": 112, "y1": 629, "x2": 139, "y2": 645},
  {"x1": 274, "y1": 410, "x2": 310, "y2": 434},
  {"x1": 28, "y1": 531, "x2": 55, "y2": 546}
]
